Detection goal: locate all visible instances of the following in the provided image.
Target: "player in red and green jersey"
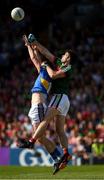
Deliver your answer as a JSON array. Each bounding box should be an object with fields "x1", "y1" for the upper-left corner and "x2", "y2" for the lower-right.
[
  {"x1": 30, "y1": 33, "x2": 76, "y2": 174},
  {"x1": 21, "y1": 34, "x2": 75, "y2": 174},
  {"x1": 51, "y1": 56, "x2": 72, "y2": 95}
]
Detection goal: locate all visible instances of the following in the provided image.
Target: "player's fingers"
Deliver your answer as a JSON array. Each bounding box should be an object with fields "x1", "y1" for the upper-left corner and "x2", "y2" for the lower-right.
[
  {"x1": 24, "y1": 43, "x2": 27, "y2": 46},
  {"x1": 22, "y1": 35, "x2": 27, "y2": 42},
  {"x1": 22, "y1": 35, "x2": 31, "y2": 47},
  {"x1": 23, "y1": 36, "x2": 29, "y2": 46},
  {"x1": 23, "y1": 34, "x2": 27, "y2": 38},
  {"x1": 34, "y1": 45, "x2": 37, "y2": 49},
  {"x1": 22, "y1": 35, "x2": 26, "y2": 39}
]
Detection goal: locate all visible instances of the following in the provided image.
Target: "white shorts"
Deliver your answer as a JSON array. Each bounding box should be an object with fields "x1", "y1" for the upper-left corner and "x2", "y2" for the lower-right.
[
  {"x1": 28, "y1": 103, "x2": 47, "y2": 125},
  {"x1": 48, "y1": 94, "x2": 70, "y2": 116}
]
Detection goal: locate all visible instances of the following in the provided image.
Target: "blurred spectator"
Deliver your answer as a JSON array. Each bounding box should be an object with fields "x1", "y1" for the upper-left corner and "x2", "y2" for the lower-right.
[{"x1": 92, "y1": 139, "x2": 104, "y2": 164}]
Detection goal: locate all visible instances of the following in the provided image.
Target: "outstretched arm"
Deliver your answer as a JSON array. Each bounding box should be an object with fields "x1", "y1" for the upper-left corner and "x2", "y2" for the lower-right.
[
  {"x1": 23, "y1": 35, "x2": 41, "y2": 73},
  {"x1": 28, "y1": 34, "x2": 55, "y2": 63},
  {"x1": 46, "y1": 65, "x2": 66, "y2": 79},
  {"x1": 34, "y1": 41, "x2": 55, "y2": 63}
]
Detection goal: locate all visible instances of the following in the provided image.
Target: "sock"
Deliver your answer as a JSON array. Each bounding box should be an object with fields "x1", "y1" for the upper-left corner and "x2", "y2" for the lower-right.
[
  {"x1": 50, "y1": 147, "x2": 62, "y2": 163},
  {"x1": 63, "y1": 148, "x2": 69, "y2": 155},
  {"x1": 29, "y1": 137, "x2": 36, "y2": 143}
]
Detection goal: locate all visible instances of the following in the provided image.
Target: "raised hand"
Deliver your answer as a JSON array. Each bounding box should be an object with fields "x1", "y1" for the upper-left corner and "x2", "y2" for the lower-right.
[
  {"x1": 28, "y1": 33, "x2": 37, "y2": 43},
  {"x1": 22, "y1": 35, "x2": 30, "y2": 47}
]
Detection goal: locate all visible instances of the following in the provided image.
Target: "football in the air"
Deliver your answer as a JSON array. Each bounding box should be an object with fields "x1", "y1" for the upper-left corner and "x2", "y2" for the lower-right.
[{"x1": 11, "y1": 7, "x2": 25, "y2": 21}]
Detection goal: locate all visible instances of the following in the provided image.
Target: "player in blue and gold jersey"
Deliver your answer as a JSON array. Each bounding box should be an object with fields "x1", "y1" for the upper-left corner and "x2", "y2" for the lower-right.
[
  {"x1": 31, "y1": 61, "x2": 52, "y2": 96},
  {"x1": 18, "y1": 35, "x2": 63, "y2": 163}
]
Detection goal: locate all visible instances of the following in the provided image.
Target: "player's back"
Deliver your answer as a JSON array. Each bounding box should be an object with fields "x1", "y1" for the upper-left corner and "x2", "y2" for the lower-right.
[{"x1": 31, "y1": 62, "x2": 52, "y2": 96}]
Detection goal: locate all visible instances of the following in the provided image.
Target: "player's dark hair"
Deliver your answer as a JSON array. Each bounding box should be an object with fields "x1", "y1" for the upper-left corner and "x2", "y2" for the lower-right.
[
  {"x1": 66, "y1": 49, "x2": 76, "y2": 61},
  {"x1": 67, "y1": 49, "x2": 77, "y2": 64},
  {"x1": 57, "y1": 49, "x2": 77, "y2": 64}
]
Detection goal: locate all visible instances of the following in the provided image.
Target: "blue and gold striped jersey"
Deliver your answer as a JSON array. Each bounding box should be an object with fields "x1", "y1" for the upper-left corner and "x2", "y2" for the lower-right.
[{"x1": 31, "y1": 63, "x2": 52, "y2": 95}]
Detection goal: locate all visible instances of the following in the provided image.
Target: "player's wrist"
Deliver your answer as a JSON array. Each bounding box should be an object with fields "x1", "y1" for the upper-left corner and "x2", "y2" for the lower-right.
[{"x1": 25, "y1": 42, "x2": 31, "y2": 47}]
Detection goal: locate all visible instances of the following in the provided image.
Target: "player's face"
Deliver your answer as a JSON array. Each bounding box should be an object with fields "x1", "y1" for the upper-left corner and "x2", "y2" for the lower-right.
[{"x1": 61, "y1": 52, "x2": 70, "y2": 65}]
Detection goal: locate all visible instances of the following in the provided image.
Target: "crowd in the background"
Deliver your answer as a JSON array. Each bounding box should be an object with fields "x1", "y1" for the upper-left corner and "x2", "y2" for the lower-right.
[{"x1": 0, "y1": 15, "x2": 104, "y2": 164}]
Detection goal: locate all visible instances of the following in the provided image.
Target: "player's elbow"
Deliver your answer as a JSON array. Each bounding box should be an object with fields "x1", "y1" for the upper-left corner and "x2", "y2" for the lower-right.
[
  {"x1": 49, "y1": 73, "x2": 56, "y2": 79},
  {"x1": 51, "y1": 72, "x2": 62, "y2": 79}
]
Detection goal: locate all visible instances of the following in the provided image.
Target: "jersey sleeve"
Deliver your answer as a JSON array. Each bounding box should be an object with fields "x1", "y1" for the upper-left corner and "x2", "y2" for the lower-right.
[
  {"x1": 41, "y1": 61, "x2": 54, "y2": 72},
  {"x1": 54, "y1": 57, "x2": 62, "y2": 66},
  {"x1": 61, "y1": 64, "x2": 72, "y2": 72},
  {"x1": 64, "y1": 66, "x2": 73, "y2": 79},
  {"x1": 48, "y1": 57, "x2": 61, "y2": 70}
]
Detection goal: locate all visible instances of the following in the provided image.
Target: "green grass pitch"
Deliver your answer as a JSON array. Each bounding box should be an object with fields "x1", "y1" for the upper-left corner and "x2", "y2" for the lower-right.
[{"x1": 0, "y1": 165, "x2": 104, "y2": 180}]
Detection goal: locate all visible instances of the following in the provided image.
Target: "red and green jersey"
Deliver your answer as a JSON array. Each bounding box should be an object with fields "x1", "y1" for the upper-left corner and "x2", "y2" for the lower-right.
[{"x1": 51, "y1": 57, "x2": 72, "y2": 95}]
